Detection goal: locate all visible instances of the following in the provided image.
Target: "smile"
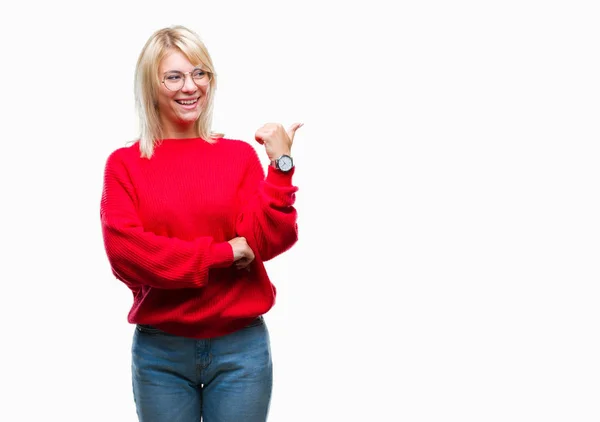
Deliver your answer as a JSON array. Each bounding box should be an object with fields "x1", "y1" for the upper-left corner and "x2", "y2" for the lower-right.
[{"x1": 175, "y1": 98, "x2": 198, "y2": 105}]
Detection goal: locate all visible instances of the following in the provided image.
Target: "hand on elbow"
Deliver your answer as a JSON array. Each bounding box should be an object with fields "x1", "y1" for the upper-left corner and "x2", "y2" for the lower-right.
[{"x1": 228, "y1": 236, "x2": 255, "y2": 270}]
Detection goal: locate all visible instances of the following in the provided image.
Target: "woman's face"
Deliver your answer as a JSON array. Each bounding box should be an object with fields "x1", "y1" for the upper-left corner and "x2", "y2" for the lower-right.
[{"x1": 156, "y1": 50, "x2": 209, "y2": 136}]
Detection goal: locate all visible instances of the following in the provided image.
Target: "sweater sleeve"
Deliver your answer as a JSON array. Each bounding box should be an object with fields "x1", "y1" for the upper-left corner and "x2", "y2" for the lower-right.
[
  {"x1": 235, "y1": 145, "x2": 299, "y2": 261},
  {"x1": 100, "y1": 151, "x2": 234, "y2": 290}
]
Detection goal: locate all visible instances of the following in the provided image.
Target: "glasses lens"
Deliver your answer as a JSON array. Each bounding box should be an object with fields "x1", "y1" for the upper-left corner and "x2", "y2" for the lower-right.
[
  {"x1": 192, "y1": 69, "x2": 211, "y2": 86},
  {"x1": 164, "y1": 72, "x2": 184, "y2": 91},
  {"x1": 163, "y1": 69, "x2": 211, "y2": 91}
]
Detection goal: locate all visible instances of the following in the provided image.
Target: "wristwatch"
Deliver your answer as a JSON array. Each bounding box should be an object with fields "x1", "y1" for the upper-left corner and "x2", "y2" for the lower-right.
[{"x1": 271, "y1": 154, "x2": 294, "y2": 172}]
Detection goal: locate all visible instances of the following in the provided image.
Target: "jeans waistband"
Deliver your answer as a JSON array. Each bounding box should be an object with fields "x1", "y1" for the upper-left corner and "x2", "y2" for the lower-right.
[{"x1": 137, "y1": 316, "x2": 264, "y2": 334}]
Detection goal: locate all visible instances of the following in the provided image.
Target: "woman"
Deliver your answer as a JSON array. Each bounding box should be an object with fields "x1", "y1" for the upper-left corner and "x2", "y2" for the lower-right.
[{"x1": 100, "y1": 25, "x2": 301, "y2": 422}]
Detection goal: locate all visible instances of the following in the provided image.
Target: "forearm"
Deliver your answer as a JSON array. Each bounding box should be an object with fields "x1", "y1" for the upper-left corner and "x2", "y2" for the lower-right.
[
  {"x1": 236, "y1": 166, "x2": 299, "y2": 261},
  {"x1": 102, "y1": 217, "x2": 233, "y2": 289}
]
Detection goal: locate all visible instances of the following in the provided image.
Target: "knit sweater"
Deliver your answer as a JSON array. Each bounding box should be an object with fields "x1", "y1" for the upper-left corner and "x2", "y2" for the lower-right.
[{"x1": 100, "y1": 137, "x2": 298, "y2": 338}]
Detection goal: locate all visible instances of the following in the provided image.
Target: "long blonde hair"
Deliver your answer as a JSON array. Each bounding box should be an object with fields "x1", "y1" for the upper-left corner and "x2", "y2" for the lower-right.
[{"x1": 134, "y1": 25, "x2": 221, "y2": 158}]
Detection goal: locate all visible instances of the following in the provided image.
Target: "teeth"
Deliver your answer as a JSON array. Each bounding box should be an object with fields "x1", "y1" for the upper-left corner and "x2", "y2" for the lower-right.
[{"x1": 178, "y1": 99, "x2": 197, "y2": 105}]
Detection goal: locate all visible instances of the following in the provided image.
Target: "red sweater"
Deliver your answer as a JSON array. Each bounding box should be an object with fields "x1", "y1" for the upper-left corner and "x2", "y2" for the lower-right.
[{"x1": 100, "y1": 137, "x2": 298, "y2": 338}]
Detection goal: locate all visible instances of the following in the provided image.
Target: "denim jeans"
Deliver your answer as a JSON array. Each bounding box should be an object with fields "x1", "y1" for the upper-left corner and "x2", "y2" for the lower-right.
[{"x1": 131, "y1": 316, "x2": 272, "y2": 422}]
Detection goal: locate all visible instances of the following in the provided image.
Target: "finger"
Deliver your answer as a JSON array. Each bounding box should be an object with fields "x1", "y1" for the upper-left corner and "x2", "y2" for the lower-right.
[
  {"x1": 236, "y1": 257, "x2": 251, "y2": 267},
  {"x1": 286, "y1": 122, "x2": 303, "y2": 142},
  {"x1": 237, "y1": 262, "x2": 253, "y2": 271},
  {"x1": 255, "y1": 126, "x2": 270, "y2": 144}
]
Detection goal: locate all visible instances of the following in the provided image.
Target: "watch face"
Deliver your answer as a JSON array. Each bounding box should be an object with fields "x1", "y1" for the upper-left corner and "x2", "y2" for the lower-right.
[{"x1": 278, "y1": 155, "x2": 293, "y2": 171}]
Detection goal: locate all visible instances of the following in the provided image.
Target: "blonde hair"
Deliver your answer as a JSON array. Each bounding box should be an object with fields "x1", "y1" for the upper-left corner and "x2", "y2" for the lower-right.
[{"x1": 134, "y1": 25, "x2": 222, "y2": 158}]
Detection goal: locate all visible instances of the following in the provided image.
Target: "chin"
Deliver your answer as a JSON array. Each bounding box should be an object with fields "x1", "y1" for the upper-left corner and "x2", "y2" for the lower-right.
[{"x1": 178, "y1": 112, "x2": 201, "y2": 124}]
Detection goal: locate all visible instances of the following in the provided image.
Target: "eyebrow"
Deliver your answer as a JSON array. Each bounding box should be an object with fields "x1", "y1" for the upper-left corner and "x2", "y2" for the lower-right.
[{"x1": 164, "y1": 66, "x2": 204, "y2": 73}]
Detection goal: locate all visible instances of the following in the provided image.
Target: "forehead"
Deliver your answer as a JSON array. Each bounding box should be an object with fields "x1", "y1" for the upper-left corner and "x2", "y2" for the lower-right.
[{"x1": 159, "y1": 50, "x2": 197, "y2": 72}]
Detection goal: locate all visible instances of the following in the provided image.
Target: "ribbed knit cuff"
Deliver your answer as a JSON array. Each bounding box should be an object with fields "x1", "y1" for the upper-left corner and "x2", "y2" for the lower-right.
[
  {"x1": 266, "y1": 165, "x2": 295, "y2": 186},
  {"x1": 209, "y1": 242, "x2": 234, "y2": 268}
]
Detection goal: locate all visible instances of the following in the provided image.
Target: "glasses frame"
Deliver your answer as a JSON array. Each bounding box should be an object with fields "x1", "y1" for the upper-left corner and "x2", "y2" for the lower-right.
[{"x1": 161, "y1": 67, "x2": 213, "y2": 91}]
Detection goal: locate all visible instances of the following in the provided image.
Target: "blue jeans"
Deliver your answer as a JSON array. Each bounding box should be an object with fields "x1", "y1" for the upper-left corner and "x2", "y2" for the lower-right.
[{"x1": 131, "y1": 316, "x2": 273, "y2": 422}]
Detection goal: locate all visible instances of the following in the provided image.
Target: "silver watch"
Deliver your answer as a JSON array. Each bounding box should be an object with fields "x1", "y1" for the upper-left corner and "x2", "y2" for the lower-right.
[{"x1": 271, "y1": 154, "x2": 294, "y2": 172}]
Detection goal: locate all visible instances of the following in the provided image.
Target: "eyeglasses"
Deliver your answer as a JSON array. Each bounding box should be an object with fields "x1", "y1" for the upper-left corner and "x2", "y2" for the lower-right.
[{"x1": 161, "y1": 68, "x2": 212, "y2": 91}]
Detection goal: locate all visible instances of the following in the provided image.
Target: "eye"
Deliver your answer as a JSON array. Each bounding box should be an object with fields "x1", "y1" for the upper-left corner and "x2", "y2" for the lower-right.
[
  {"x1": 165, "y1": 73, "x2": 182, "y2": 81},
  {"x1": 192, "y1": 69, "x2": 207, "y2": 79}
]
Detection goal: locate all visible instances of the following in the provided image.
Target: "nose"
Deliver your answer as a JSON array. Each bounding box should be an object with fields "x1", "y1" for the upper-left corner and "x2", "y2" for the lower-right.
[{"x1": 182, "y1": 73, "x2": 197, "y2": 93}]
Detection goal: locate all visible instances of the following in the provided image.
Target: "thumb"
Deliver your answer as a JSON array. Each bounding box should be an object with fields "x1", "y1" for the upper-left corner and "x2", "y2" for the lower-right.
[{"x1": 286, "y1": 122, "x2": 304, "y2": 142}]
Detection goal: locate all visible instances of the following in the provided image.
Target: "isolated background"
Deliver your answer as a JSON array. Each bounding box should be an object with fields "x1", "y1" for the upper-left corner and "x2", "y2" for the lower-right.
[{"x1": 0, "y1": 1, "x2": 598, "y2": 421}]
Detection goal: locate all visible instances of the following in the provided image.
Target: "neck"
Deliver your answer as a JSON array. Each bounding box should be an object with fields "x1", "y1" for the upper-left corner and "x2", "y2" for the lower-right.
[{"x1": 161, "y1": 119, "x2": 198, "y2": 139}]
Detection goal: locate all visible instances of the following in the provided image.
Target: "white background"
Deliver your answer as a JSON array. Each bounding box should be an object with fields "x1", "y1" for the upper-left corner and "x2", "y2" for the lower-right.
[{"x1": 0, "y1": 1, "x2": 598, "y2": 421}]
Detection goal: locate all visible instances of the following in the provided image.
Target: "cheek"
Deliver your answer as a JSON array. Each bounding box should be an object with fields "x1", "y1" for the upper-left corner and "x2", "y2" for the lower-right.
[
  {"x1": 199, "y1": 87, "x2": 210, "y2": 105},
  {"x1": 157, "y1": 89, "x2": 176, "y2": 110}
]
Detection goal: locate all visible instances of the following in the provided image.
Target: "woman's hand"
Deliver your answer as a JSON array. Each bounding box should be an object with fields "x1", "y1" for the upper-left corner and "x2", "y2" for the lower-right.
[
  {"x1": 255, "y1": 122, "x2": 303, "y2": 161},
  {"x1": 228, "y1": 236, "x2": 255, "y2": 270}
]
